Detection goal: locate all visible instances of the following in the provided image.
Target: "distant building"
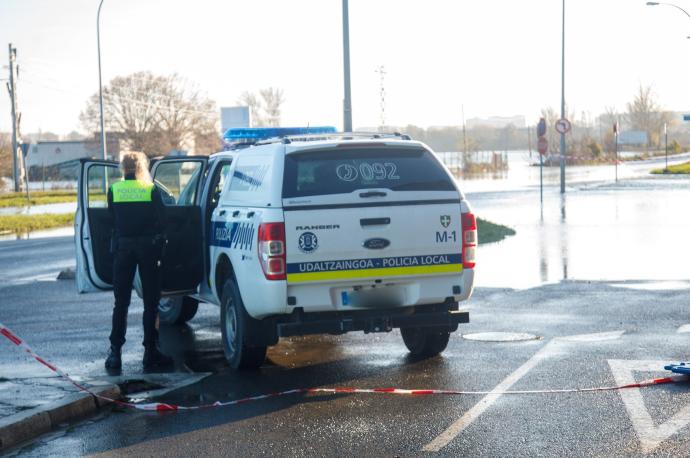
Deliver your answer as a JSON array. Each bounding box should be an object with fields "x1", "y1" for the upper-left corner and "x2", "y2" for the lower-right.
[
  {"x1": 25, "y1": 136, "x2": 120, "y2": 180},
  {"x1": 26, "y1": 138, "x2": 121, "y2": 167},
  {"x1": 221, "y1": 106, "x2": 251, "y2": 133}
]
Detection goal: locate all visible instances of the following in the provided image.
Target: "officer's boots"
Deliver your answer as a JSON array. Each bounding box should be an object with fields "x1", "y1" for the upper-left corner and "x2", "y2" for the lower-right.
[
  {"x1": 105, "y1": 346, "x2": 122, "y2": 369},
  {"x1": 143, "y1": 345, "x2": 173, "y2": 369}
]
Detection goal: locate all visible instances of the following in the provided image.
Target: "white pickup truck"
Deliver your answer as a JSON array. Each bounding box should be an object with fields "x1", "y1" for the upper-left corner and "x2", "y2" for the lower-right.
[{"x1": 75, "y1": 128, "x2": 476, "y2": 369}]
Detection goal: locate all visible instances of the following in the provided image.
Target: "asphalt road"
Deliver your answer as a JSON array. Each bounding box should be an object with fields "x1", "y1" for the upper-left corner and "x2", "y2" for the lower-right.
[
  {"x1": 5, "y1": 280, "x2": 690, "y2": 457},
  {"x1": 0, "y1": 236, "x2": 74, "y2": 287},
  {"x1": 3, "y1": 178, "x2": 690, "y2": 456}
]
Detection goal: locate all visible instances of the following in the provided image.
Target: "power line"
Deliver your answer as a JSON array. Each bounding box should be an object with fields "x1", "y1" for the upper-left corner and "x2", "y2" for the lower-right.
[{"x1": 21, "y1": 78, "x2": 217, "y2": 119}]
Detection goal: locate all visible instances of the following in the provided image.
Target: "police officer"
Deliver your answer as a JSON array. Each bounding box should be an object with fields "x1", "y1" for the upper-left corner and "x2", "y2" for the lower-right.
[{"x1": 105, "y1": 152, "x2": 173, "y2": 370}]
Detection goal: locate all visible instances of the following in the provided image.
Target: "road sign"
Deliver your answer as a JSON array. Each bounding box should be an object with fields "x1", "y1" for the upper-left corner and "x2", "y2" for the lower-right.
[
  {"x1": 683, "y1": 114, "x2": 690, "y2": 122},
  {"x1": 537, "y1": 118, "x2": 547, "y2": 137},
  {"x1": 555, "y1": 118, "x2": 571, "y2": 135},
  {"x1": 537, "y1": 137, "x2": 548, "y2": 155}
]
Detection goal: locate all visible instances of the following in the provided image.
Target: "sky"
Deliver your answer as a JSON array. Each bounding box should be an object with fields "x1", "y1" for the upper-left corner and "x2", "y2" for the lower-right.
[{"x1": 1, "y1": 0, "x2": 689, "y2": 135}]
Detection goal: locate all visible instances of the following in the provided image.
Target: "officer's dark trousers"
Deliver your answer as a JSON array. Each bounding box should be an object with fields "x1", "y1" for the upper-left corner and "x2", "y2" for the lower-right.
[{"x1": 109, "y1": 236, "x2": 162, "y2": 349}]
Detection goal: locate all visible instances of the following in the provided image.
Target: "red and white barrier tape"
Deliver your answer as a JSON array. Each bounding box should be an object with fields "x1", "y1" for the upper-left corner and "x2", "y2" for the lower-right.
[{"x1": 1, "y1": 321, "x2": 688, "y2": 412}]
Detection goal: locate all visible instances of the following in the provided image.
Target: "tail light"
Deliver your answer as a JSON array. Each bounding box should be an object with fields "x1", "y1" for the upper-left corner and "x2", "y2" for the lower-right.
[
  {"x1": 461, "y1": 212, "x2": 477, "y2": 269},
  {"x1": 258, "y1": 222, "x2": 286, "y2": 280}
]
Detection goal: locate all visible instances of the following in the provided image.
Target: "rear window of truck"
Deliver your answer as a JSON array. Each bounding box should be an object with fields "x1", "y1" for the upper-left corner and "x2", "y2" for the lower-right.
[{"x1": 282, "y1": 146, "x2": 454, "y2": 198}]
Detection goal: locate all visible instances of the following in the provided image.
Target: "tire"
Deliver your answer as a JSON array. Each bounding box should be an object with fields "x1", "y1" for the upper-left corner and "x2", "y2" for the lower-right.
[
  {"x1": 220, "y1": 279, "x2": 267, "y2": 370},
  {"x1": 401, "y1": 327, "x2": 451, "y2": 357},
  {"x1": 158, "y1": 296, "x2": 199, "y2": 325}
]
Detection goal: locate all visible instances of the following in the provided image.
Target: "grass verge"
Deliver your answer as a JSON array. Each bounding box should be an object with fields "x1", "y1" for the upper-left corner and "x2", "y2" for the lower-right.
[
  {"x1": 0, "y1": 190, "x2": 77, "y2": 208},
  {"x1": 0, "y1": 213, "x2": 74, "y2": 235},
  {"x1": 477, "y1": 218, "x2": 516, "y2": 244},
  {"x1": 650, "y1": 161, "x2": 690, "y2": 174}
]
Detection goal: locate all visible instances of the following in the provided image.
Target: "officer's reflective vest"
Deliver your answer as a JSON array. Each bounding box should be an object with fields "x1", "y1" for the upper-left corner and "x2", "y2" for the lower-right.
[{"x1": 111, "y1": 180, "x2": 154, "y2": 203}]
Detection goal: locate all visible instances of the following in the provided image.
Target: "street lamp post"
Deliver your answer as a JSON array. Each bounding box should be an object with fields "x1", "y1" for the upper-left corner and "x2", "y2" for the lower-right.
[
  {"x1": 342, "y1": 0, "x2": 353, "y2": 133},
  {"x1": 97, "y1": 0, "x2": 107, "y2": 160},
  {"x1": 646, "y1": 2, "x2": 690, "y2": 20},
  {"x1": 560, "y1": 0, "x2": 566, "y2": 194}
]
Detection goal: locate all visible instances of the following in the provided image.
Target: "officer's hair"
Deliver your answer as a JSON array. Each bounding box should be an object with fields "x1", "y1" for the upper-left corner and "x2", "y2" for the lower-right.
[{"x1": 120, "y1": 151, "x2": 152, "y2": 183}]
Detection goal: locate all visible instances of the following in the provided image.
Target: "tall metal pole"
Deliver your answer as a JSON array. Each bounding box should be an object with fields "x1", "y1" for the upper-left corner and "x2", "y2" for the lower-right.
[
  {"x1": 342, "y1": 0, "x2": 353, "y2": 133},
  {"x1": 7, "y1": 43, "x2": 24, "y2": 193},
  {"x1": 559, "y1": 0, "x2": 566, "y2": 194},
  {"x1": 97, "y1": 0, "x2": 107, "y2": 160}
]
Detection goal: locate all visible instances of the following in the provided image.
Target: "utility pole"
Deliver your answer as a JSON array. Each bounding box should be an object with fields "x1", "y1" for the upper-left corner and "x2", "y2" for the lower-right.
[
  {"x1": 7, "y1": 43, "x2": 26, "y2": 193},
  {"x1": 342, "y1": 0, "x2": 353, "y2": 132}
]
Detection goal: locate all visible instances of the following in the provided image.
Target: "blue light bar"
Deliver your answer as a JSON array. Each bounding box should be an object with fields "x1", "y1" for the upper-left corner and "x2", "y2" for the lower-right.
[{"x1": 223, "y1": 126, "x2": 337, "y2": 148}]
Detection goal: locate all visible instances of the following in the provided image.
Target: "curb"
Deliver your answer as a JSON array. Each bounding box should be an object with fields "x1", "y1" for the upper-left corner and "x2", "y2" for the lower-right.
[{"x1": 0, "y1": 384, "x2": 121, "y2": 452}]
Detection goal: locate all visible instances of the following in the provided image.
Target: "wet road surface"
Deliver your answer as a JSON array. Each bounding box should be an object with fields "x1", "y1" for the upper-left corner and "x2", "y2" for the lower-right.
[
  {"x1": 2, "y1": 173, "x2": 690, "y2": 456},
  {"x1": 8, "y1": 281, "x2": 690, "y2": 457}
]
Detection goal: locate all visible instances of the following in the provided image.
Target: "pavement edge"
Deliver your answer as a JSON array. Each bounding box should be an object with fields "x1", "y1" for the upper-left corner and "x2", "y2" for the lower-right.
[{"x1": 0, "y1": 384, "x2": 121, "y2": 452}]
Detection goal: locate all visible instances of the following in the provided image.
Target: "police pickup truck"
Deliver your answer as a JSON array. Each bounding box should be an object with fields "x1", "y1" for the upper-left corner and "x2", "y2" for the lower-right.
[{"x1": 75, "y1": 127, "x2": 476, "y2": 369}]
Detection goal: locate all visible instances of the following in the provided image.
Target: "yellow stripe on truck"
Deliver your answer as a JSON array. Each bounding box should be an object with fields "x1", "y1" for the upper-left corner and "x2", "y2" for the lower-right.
[{"x1": 287, "y1": 263, "x2": 462, "y2": 283}]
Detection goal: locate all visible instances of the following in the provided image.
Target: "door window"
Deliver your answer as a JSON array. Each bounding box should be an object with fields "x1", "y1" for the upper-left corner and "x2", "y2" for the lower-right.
[
  {"x1": 87, "y1": 164, "x2": 121, "y2": 208},
  {"x1": 154, "y1": 161, "x2": 203, "y2": 206},
  {"x1": 209, "y1": 162, "x2": 233, "y2": 211}
]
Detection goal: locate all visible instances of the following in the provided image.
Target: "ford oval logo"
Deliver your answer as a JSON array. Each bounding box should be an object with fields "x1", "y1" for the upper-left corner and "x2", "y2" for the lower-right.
[{"x1": 363, "y1": 238, "x2": 390, "y2": 250}]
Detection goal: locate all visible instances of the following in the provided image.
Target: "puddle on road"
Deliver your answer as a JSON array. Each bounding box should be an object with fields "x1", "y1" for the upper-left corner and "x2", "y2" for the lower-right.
[
  {"x1": 0, "y1": 226, "x2": 73, "y2": 242},
  {"x1": 470, "y1": 178, "x2": 690, "y2": 290}
]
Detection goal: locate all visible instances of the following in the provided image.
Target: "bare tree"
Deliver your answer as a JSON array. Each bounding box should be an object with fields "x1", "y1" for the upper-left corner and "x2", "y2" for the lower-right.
[
  {"x1": 626, "y1": 84, "x2": 672, "y2": 148},
  {"x1": 599, "y1": 106, "x2": 619, "y2": 153},
  {"x1": 237, "y1": 91, "x2": 264, "y2": 127},
  {"x1": 0, "y1": 133, "x2": 12, "y2": 184},
  {"x1": 80, "y1": 72, "x2": 218, "y2": 156},
  {"x1": 193, "y1": 127, "x2": 223, "y2": 156},
  {"x1": 260, "y1": 87, "x2": 285, "y2": 127},
  {"x1": 155, "y1": 74, "x2": 217, "y2": 152},
  {"x1": 0, "y1": 133, "x2": 12, "y2": 177},
  {"x1": 237, "y1": 88, "x2": 285, "y2": 127}
]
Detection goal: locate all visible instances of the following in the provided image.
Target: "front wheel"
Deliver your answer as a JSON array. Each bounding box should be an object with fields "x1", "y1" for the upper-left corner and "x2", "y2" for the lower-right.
[
  {"x1": 158, "y1": 296, "x2": 199, "y2": 325},
  {"x1": 401, "y1": 327, "x2": 451, "y2": 357},
  {"x1": 220, "y1": 279, "x2": 267, "y2": 370}
]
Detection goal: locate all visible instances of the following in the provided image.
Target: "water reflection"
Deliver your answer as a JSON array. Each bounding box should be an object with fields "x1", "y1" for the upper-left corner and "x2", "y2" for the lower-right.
[
  {"x1": 471, "y1": 178, "x2": 690, "y2": 289},
  {"x1": 0, "y1": 201, "x2": 76, "y2": 216}
]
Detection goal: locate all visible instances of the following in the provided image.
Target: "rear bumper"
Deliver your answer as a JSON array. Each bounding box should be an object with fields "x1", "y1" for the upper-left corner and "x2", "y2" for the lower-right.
[{"x1": 275, "y1": 302, "x2": 468, "y2": 338}]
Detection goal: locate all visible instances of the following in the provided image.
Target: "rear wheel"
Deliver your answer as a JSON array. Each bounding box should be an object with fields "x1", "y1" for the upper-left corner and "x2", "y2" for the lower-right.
[
  {"x1": 220, "y1": 279, "x2": 267, "y2": 370},
  {"x1": 401, "y1": 327, "x2": 451, "y2": 357},
  {"x1": 158, "y1": 296, "x2": 199, "y2": 324}
]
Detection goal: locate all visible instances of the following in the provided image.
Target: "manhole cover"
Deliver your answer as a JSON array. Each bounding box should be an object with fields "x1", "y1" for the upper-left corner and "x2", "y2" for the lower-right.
[{"x1": 462, "y1": 332, "x2": 540, "y2": 342}]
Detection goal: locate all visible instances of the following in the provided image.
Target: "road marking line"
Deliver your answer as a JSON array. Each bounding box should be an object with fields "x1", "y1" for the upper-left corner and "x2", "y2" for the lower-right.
[
  {"x1": 677, "y1": 324, "x2": 690, "y2": 334},
  {"x1": 608, "y1": 359, "x2": 690, "y2": 454},
  {"x1": 423, "y1": 330, "x2": 625, "y2": 452},
  {"x1": 423, "y1": 340, "x2": 554, "y2": 452}
]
